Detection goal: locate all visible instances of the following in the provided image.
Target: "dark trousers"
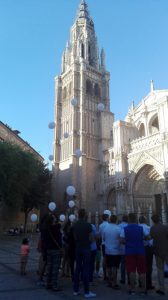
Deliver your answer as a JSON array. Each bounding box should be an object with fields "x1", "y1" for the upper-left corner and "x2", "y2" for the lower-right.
[
  {"x1": 89, "y1": 250, "x2": 97, "y2": 282},
  {"x1": 46, "y1": 249, "x2": 62, "y2": 288},
  {"x1": 145, "y1": 246, "x2": 153, "y2": 288},
  {"x1": 68, "y1": 249, "x2": 75, "y2": 282},
  {"x1": 120, "y1": 255, "x2": 126, "y2": 283},
  {"x1": 74, "y1": 247, "x2": 91, "y2": 294}
]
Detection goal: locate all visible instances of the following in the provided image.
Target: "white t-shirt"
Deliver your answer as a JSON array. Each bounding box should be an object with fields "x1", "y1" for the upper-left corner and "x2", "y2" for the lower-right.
[
  {"x1": 103, "y1": 223, "x2": 121, "y2": 255},
  {"x1": 99, "y1": 221, "x2": 109, "y2": 245},
  {"x1": 139, "y1": 223, "x2": 153, "y2": 246},
  {"x1": 118, "y1": 221, "x2": 128, "y2": 255}
]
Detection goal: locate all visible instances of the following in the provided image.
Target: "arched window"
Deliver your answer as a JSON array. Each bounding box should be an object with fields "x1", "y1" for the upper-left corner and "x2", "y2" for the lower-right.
[
  {"x1": 88, "y1": 43, "x2": 91, "y2": 65},
  {"x1": 139, "y1": 123, "x2": 145, "y2": 137},
  {"x1": 94, "y1": 83, "x2": 100, "y2": 98},
  {"x1": 81, "y1": 43, "x2": 85, "y2": 59},
  {"x1": 149, "y1": 115, "x2": 159, "y2": 134},
  {"x1": 86, "y1": 79, "x2": 93, "y2": 95}
]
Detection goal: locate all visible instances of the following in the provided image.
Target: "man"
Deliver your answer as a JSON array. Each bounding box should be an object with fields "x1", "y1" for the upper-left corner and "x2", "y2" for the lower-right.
[
  {"x1": 120, "y1": 213, "x2": 148, "y2": 295},
  {"x1": 73, "y1": 209, "x2": 96, "y2": 298},
  {"x1": 118, "y1": 215, "x2": 128, "y2": 284},
  {"x1": 103, "y1": 215, "x2": 121, "y2": 289},
  {"x1": 139, "y1": 215, "x2": 154, "y2": 290},
  {"x1": 98, "y1": 212, "x2": 109, "y2": 280},
  {"x1": 150, "y1": 214, "x2": 168, "y2": 295},
  {"x1": 44, "y1": 214, "x2": 63, "y2": 292}
]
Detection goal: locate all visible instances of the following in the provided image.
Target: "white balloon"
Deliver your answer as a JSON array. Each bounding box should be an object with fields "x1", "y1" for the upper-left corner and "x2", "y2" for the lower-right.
[
  {"x1": 66, "y1": 185, "x2": 76, "y2": 196},
  {"x1": 74, "y1": 149, "x2": 82, "y2": 158},
  {"x1": 68, "y1": 200, "x2": 75, "y2": 208},
  {"x1": 64, "y1": 132, "x2": 69, "y2": 139},
  {"x1": 97, "y1": 103, "x2": 105, "y2": 112},
  {"x1": 48, "y1": 122, "x2": 56, "y2": 129},
  {"x1": 59, "y1": 214, "x2": 66, "y2": 222},
  {"x1": 30, "y1": 213, "x2": 38, "y2": 222},
  {"x1": 48, "y1": 202, "x2": 56, "y2": 211},
  {"x1": 104, "y1": 209, "x2": 111, "y2": 216},
  {"x1": 48, "y1": 155, "x2": 54, "y2": 161},
  {"x1": 69, "y1": 214, "x2": 76, "y2": 222},
  {"x1": 71, "y1": 98, "x2": 78, "y2": 106}
]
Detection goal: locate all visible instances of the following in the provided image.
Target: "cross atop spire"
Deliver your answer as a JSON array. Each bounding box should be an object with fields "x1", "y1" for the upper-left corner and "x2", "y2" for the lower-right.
[
  {"x1": 76, "y1": 0, "x2": 94, "y2": 26},
  {"x1": 150, "y1": 79, "x2": 155, "y2": 92}
]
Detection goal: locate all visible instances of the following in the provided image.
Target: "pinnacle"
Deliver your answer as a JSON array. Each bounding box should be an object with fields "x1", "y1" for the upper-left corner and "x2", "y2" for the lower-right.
[{"x1": 76, "y1": 0, "x2": 93, "y2": 25}]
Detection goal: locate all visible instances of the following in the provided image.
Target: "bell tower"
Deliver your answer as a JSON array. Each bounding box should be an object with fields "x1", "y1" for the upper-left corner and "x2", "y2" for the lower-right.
[{"x1": 53, "y1": 0, "x2": 114, "y2": 212}]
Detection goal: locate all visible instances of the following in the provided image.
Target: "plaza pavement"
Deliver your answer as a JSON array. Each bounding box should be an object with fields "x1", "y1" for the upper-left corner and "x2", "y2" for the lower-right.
[{"x1": 0, "y1": 234, "x2": 167, "y2": 300}]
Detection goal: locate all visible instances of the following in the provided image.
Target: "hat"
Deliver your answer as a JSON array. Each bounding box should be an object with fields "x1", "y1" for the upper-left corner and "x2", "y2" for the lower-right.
[{"x1": 103, "y1": 210, "x2": 111, "y2": 217}]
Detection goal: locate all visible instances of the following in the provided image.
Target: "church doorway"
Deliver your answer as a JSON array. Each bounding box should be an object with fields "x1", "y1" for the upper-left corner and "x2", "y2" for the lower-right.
[
  {"x1": 106, "y1": 188, "x2": 116, "y2": 212},
  {"x1": 154, "y1": 193, "x2": 168, "y2": 220},
  {"x1": 132, "y1": 164, "x2": 167, "y2": 221}
]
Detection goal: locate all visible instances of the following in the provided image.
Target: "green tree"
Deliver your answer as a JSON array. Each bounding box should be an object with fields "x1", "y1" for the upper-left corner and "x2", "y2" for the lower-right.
[{"x1": 0, "y1": 141, "x2": 51, "y2": 230}]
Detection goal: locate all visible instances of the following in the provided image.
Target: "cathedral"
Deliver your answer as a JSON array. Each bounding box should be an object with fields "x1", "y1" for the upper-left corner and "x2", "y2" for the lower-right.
[{"x1": 52, "y1": 0, "x2": 168, "y2": 222}]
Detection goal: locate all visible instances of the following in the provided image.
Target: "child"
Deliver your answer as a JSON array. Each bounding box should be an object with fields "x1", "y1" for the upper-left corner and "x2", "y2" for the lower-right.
[{"x1": 20, "y1": 238, "x2": 30, "y2": 275}]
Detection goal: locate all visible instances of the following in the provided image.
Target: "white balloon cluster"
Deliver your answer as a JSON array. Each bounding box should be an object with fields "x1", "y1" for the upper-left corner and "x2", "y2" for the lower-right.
[
  {"x1": 66, "y1": 185, "x2": 76, "y2": 196},
  {"x1": 97, "y1": 103, "x2": 105, "y2": 112},
  {"x1": 48, "y1": 122, "x2": 56, "y2": 129},
  {"x1": 69, "y1": 214, "x2": 76, "y2": 222},
  {"x1": 48, "y1": 155, "x2": 54, "y2": 161},
  {"x1": 74, "y1": 149, "x2": 82, "y2": 158},
  {"x1": 71, "y1": 98, "x2": 78, "y2": 106},
  {"x1": 64, "y1": 132, "x2": 69, "y2": 139},
  {"x1": 30, "y1": 213, "x2": 38, "y2": 222},
  {"x1": 59, "y1": 214, "x2": 66, "y2": 222},
  {"x1": 48, "y1": 202, "x2": 56, "y2": 211},
  {"x1": 68, "y1": 200, "x2": 75, "y2": 208}
]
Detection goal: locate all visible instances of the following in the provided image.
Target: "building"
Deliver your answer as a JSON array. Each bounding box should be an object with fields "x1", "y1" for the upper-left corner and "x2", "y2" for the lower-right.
[
  {"x1": 0, "y1": 121, "x2": 43, "y2": 161},
  {"x1": 53, "y1": 0, "x2": 168, "y2": 221},
  {"x1": 0, "y1": 121, "x2": 43, "y2": 231}
]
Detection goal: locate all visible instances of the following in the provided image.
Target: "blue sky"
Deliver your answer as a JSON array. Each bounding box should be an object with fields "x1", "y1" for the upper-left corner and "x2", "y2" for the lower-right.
[{"x1": 0, "y1": 0, "x2": 168, "y2": 163}]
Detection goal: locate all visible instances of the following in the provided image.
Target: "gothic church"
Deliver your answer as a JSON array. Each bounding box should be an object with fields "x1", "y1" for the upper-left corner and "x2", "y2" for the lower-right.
[{"x1": 53, "y1": 0, "x2": 168, "y2": 222}]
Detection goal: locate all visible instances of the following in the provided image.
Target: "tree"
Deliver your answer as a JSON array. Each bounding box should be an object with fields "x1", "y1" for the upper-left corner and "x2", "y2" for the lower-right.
[{"x1": 0, "y1": 141, "x2": 51, "y2": 230}]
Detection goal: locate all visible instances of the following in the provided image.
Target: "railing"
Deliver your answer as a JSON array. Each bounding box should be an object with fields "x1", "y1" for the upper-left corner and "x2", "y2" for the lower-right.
[{"x1": 130, "y1": 132, "x2": 161, "y2": 153}]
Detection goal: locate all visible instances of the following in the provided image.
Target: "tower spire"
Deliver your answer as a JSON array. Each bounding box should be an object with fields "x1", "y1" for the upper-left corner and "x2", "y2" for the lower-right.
[
  {"x1": 76, "y1": 0, "x2": 93, "y2": 25},
  {"x1": 150, "y1": 79, "x2": 155, "y2": 92}
]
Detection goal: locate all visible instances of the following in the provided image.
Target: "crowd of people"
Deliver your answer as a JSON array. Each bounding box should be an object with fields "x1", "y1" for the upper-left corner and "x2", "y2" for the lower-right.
[{"x1": 20, "y1": 209, "x2": 168, "y2": 297}]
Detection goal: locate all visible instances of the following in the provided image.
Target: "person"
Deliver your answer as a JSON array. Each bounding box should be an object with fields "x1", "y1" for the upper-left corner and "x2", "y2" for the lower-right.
[
  {"x1": 61, "y1": 220, "x2": 71, "y2": 278},
  {"x1": 139, "y1": 215, "x2": 154, "y2": 290},
  {"x1": 37, "y1": 214, "x2": 48, "y2": 286},
  {"x1": 73, "y1": 209, "x2": 96, "y2": 298},
  {"x1": 98, "y1": 213, "x2": 109, "y2": 280},
  {"x1": 66, "y1": 221, "x2": 76, "y2": 282},
  {"x1": 37, "y1": 237, "x2": 47, "y2": 286},
  {"x1": 19, "y1": 224, "x2": 24, "y2": 234},
  {"x1": 20, "y1": 238, "x2": 30, "y2": 275},
  {"x1": 89, "y1": 224, "x2": 97, "y2": 285},
  {"x1": 150, "y1": 214, "x2": 168, "y2": 295},
  {"x1": 118, "y1": 215, "x2": 128, "y2": 284},
  {"x1": 103, "y1": 215, "x2": 121, "y2": 289},
  {"x1": 95, "y1": 232, "x2": 102, "y2": 278},
  {"x1": 44, "y1": 214, "x2": 63, "y2": 292},
  {"x1": 120, "y1": 213, "x2": 149, "y2": 295}
]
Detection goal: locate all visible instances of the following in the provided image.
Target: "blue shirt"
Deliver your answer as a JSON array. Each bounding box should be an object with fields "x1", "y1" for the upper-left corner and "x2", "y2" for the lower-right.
[
  {"x1": 120, "y1": 224, "x2": 147, "y2": 255},
  {"x1": 91, "y1": 224, "x2": 97, "y2": 251}
]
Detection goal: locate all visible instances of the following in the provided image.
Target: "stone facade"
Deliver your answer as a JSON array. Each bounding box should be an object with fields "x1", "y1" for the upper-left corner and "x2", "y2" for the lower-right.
[
  {"x1": 53, "y1": 1, "x2": 168, "y2": 221},
  {"x1": 104, "y1": 85, "x2": 168, "y2": 222},
  {"x1": 0, "y1": 121, "x2": 43, "y2": 161},
  {"x1": 53, "y1": 0, "x2": 113, "y2": 212}
]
